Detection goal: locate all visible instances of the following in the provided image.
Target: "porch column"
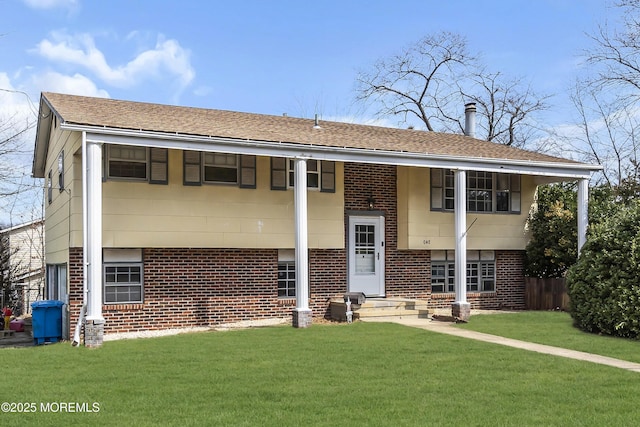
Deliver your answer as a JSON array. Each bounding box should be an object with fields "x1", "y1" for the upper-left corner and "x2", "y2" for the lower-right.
[
  {"x1": 577, "y1": 178, "x2": 589, "y2": 254},
  {"x1": 452, "y1": 169, "x2": 470, "y2": 321},
  {"x1": 292, "y1": 157, "x2": 312, "y2": 328},
  {"x1": 84, "y1": 139, "x2": 104, "y2": 347}
]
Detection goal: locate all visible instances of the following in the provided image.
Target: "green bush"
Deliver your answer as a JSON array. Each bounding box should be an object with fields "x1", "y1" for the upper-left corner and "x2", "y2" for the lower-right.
[
  {"x1": 524, "y1": 183, "x2": 578, "y2": 278},
  {"x1": 567, "y1": 200, "x2": 640, "y2": 339}
]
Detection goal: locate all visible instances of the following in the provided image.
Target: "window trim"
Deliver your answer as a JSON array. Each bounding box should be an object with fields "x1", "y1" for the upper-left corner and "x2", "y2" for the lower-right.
[
  {"x1": 431, "y1": 169, "x2": 521, "y2": 214},
  {"x1": 271, "y1": 157, "x2": 336, "y2": 192},
  {"x1": 103, "y1": 262, "x2": 144, "y2": 304},
  {"x1": 430, "y1": 250, "x2": 496, "y2": 293},
  {"x1": 277, "y1": 249, "x2": 296, "y2": 298},
  {"x1": 203, "y1": 152, "x2": 239, "y2": 185},
  {"x1": 106, "y1": 145, "x2": 149, "y2": 181}
]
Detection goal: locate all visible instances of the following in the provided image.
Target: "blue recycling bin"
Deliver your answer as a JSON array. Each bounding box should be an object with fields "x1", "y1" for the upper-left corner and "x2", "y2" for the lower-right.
[{"x1": 31, "y1": 300, "x2": 64, "y2": 345}]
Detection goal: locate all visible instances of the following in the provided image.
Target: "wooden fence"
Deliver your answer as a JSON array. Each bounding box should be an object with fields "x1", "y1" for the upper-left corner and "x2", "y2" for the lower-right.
[{"x1": 524, "y1": 277, "x2": 569, "y2": 310}]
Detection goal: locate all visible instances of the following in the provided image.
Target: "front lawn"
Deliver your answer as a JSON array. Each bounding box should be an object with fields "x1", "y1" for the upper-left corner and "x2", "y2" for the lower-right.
[
  {"x1": 3, "y1": 321, "x2": 639, "y2": 426},
  {"x1": 458, "y1": 311, "x2": 640, "y2": 363}
]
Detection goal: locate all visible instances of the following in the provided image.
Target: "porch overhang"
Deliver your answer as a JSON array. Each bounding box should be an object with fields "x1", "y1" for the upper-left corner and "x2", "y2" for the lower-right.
[{"x1": 58, "y1": 124, "x2": 601, "y2": 180}]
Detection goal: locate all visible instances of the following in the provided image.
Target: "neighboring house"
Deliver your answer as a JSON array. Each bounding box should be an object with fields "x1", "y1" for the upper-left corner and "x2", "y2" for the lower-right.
[
  {"x1": 31, "y1": 92, "x2": 599, "y2": 347},
  {"x1": 0, "y1": 219, "x2": 45, "y2": 315}
]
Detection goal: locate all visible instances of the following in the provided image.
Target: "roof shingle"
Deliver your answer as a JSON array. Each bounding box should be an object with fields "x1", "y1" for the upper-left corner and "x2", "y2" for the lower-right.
[{"x1": 42, "y1": 92, "x2": 581, "y2": 165}]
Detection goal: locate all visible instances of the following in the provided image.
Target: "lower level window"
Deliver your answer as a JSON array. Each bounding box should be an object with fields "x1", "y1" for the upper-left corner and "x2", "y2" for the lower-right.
[
  {"x1": 104, "y1": 264, "x2": 143, "y2": 303},
  {"x1": 278, "y1": 262, "x2": 296, "y2": 298},
  {"x1": 431, "y1": 250, "x2": 495, "y2": 293}
]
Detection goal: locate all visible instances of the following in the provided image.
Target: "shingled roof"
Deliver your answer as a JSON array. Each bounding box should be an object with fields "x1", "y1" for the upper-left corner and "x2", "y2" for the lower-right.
[{"x1": 40, "y1": 92, "x2": 583, "y2": 167}]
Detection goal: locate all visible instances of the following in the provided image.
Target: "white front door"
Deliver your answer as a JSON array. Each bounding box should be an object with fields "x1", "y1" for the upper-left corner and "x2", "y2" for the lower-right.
[{"x1": 348, "y1": 215, "x2": 385, "y2": 297}]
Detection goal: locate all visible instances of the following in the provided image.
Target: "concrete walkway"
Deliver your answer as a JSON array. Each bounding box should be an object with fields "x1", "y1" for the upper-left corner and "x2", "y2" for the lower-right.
[{"x1": 362, "y1": 317, "x2": 640, "y2": 372}]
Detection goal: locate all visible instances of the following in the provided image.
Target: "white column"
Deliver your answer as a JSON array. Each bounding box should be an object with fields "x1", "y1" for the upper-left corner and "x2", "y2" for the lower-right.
[
  {"x1": 577, "y1": 178, "x2": 589, "y2": 254},
  {"x1": 293, "y1": 158, "x2": 311, "y2": 327},
  {"x1": 85, "y1": 140, "x2": 104, "y2": 323},
  {"x1": 454, "y1": 170, "x2": 467, "y2": 304}
]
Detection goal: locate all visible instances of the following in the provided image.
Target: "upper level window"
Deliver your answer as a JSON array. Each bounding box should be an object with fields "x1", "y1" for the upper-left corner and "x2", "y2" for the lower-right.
[
  {"x1": 288, "y1": 159, "x2": 319, "y2": 188},
  {"x1": 431, "y1": 169, "x2": 521, "y2": 213},
  {"x1": 204, "y1": 153, "x2": 238, "y2": 184},
  {"x1": 183, "y1": 151, "x2": 256, "y2": 188},
  {"x1": 270, "y1": 158, "x2": 335, "y2": 192},
  {"x1": 106, "y1": 145, "x2": 167, "y2": 184},
  {"x1": 108, "y1": 146, "x2": 148, "y2": 180}
]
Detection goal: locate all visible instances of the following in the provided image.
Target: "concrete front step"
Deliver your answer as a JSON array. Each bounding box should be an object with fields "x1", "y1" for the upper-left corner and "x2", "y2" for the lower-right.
[
  {"x1": 355, "y1": 308, "x2": 430, "y2": 320},
  {"x1": 330, "y1": 297, "x2": 430, "y2": 322}
]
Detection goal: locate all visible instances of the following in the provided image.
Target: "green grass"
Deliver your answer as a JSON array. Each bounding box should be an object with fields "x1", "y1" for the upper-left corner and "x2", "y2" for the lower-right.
[
  {"x1": 3, "y1": 321, "x2": 640, "y2": 426},
  {"x1": 458, "y1": 311, "x2": 640, "y2": 363}
]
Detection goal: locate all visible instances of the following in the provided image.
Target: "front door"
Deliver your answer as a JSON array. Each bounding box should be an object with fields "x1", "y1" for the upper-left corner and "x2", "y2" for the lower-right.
[{"x1": 348, "y1": 215, "x2": 385, "y2": 296}]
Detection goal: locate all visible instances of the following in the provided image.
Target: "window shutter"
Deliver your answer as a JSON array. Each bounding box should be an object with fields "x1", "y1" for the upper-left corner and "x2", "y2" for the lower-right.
[
  {"x1": 271, "y1": 157, "x2": 287, "y2": 190},
  {"x1": 430, "y1": 169, "x2": 443, "y2": 210},
  {"x1": 239, "y1": 155, "x2": 257, "y2": 188},
  {"x1": 320, "y1": 161, "x2": 335, "y2": 193},
  {"x1": 510, "y1": 174, "x2": 521, "y2": 213},
  {"x1": 149, "y1": 148, "x2": 168, "y2": 184},
  {"x1": 183, "y1": 151, "x2": 201, "y2": 186}
]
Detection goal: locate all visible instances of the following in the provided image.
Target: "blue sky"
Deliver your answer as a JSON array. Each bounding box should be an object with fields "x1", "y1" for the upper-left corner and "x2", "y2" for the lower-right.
[{"x1": 0, "y1": 0, "x2": 624, "y2": 223}]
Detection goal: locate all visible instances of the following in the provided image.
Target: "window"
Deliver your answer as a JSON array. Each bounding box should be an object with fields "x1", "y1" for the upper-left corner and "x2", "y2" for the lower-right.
[
  {"x1": 183, "y1": 152, "x2": 256, "y2": 187},
  {"x1": 431, "y1": 169, "x2": 520, "y2": 213},
  {"x1": 271, "y1": 158, "x2": 336, "y2": 192},
  {"x1": 104, "y1": 265, "x2": 143, "y2": 303},
  {"x1": 103, "y1": 249, "x2": 143, "y2": 304},
  {"x1": 57, "y1": 151, "x2": 64, "y2": 192},
  {"x1": 431, "y1": 250, "x2": 495, "y2": 293},
  {"x1": 47, "y1": 170, "x2": 53, "y2": 204},
  {"x1": 106, "y1": 146, "x2": 168, "y2": 184},
  {"x1": 467, "y1": 171, "x2": 492, "y2": 212},
  {"x1": 277, "y1": 250, "x2": 295, "y2": 298},
  {"x1": 46, "y1": 264, "x2": 67, "y2": 301},
  {"x1": 289, "y1": 159, "x2": 319, "y2": 188},
  {"x1": 108, "y1": 145, "x2": 148, "y2": 180},
  {"x1": 204, "y1": 153, "x2": 238, "y2": 183}
]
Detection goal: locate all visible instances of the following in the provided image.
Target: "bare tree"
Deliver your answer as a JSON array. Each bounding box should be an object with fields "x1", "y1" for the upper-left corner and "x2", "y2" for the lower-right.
[
  {"x1": 561, "y1": 1, "x2": 640, "y2": 185},
  {"x1": 0, "y1": 88, "x2": 40, "y2": 226},
  {"x1": 586, "y1": 1, "x2": 640, "y2": 105},
  {"x1": 355, "y1": 31, "x2": 549, "y2": 147},
  {"x1": 565, "y1": 82, "x2": 640, "y2": 186},
  {"x1": 356, "y1": 31, "x2": 474, "y2": 132}
]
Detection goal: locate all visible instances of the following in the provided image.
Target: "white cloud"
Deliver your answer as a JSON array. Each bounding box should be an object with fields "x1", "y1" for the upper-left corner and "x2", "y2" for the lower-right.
[
  {"x1": 34, "y1": 32, "x2": 195, "y2": 89},
  {"x1": 30, "y1": 71, "x2": 109, "y2": 98},
  {"x1": 22, "y1": 0, "x2": 77, "y2": 9}
]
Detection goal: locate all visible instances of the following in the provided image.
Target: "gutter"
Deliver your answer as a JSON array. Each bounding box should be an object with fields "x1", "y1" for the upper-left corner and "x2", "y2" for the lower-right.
[{"x1": 60, "y1": 123, "x2": 601, "y2": 180}]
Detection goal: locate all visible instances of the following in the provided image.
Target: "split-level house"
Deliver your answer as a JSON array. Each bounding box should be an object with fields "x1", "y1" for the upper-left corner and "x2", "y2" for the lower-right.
[{"x1": 32, "y1": 92, "x2": 599, "y2": 347}]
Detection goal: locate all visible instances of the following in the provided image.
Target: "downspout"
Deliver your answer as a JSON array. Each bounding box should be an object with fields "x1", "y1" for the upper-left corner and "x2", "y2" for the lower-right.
[{"x1": 72, "y1": 131, "x2": 88, "y2": 346}]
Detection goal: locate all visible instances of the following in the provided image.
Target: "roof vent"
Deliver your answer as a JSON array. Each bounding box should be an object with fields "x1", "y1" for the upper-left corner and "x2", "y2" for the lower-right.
[
  {"x1": 313, "y1": 113, "x2": 321, "y2": 129},
  {"x1": 464, "y1": 102, "x2": 476, "y2": 138}
]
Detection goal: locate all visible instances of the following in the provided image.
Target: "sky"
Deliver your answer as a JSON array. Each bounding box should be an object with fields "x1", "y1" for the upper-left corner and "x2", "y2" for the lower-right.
[{"x1": 0, "y1": 0, "x2": 625, "y2": 224}]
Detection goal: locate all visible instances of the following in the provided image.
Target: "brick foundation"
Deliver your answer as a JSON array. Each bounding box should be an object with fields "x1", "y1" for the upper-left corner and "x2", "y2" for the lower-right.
[
  {"x1": 451, "y1": 302, "x2": 471, "y2": 321},
  {"x1": 84, "y1": 319, "x2": 104, "y2": 348},
  {"x1": 292, "y1": 309, "x2": 313, "y2": 328}
]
